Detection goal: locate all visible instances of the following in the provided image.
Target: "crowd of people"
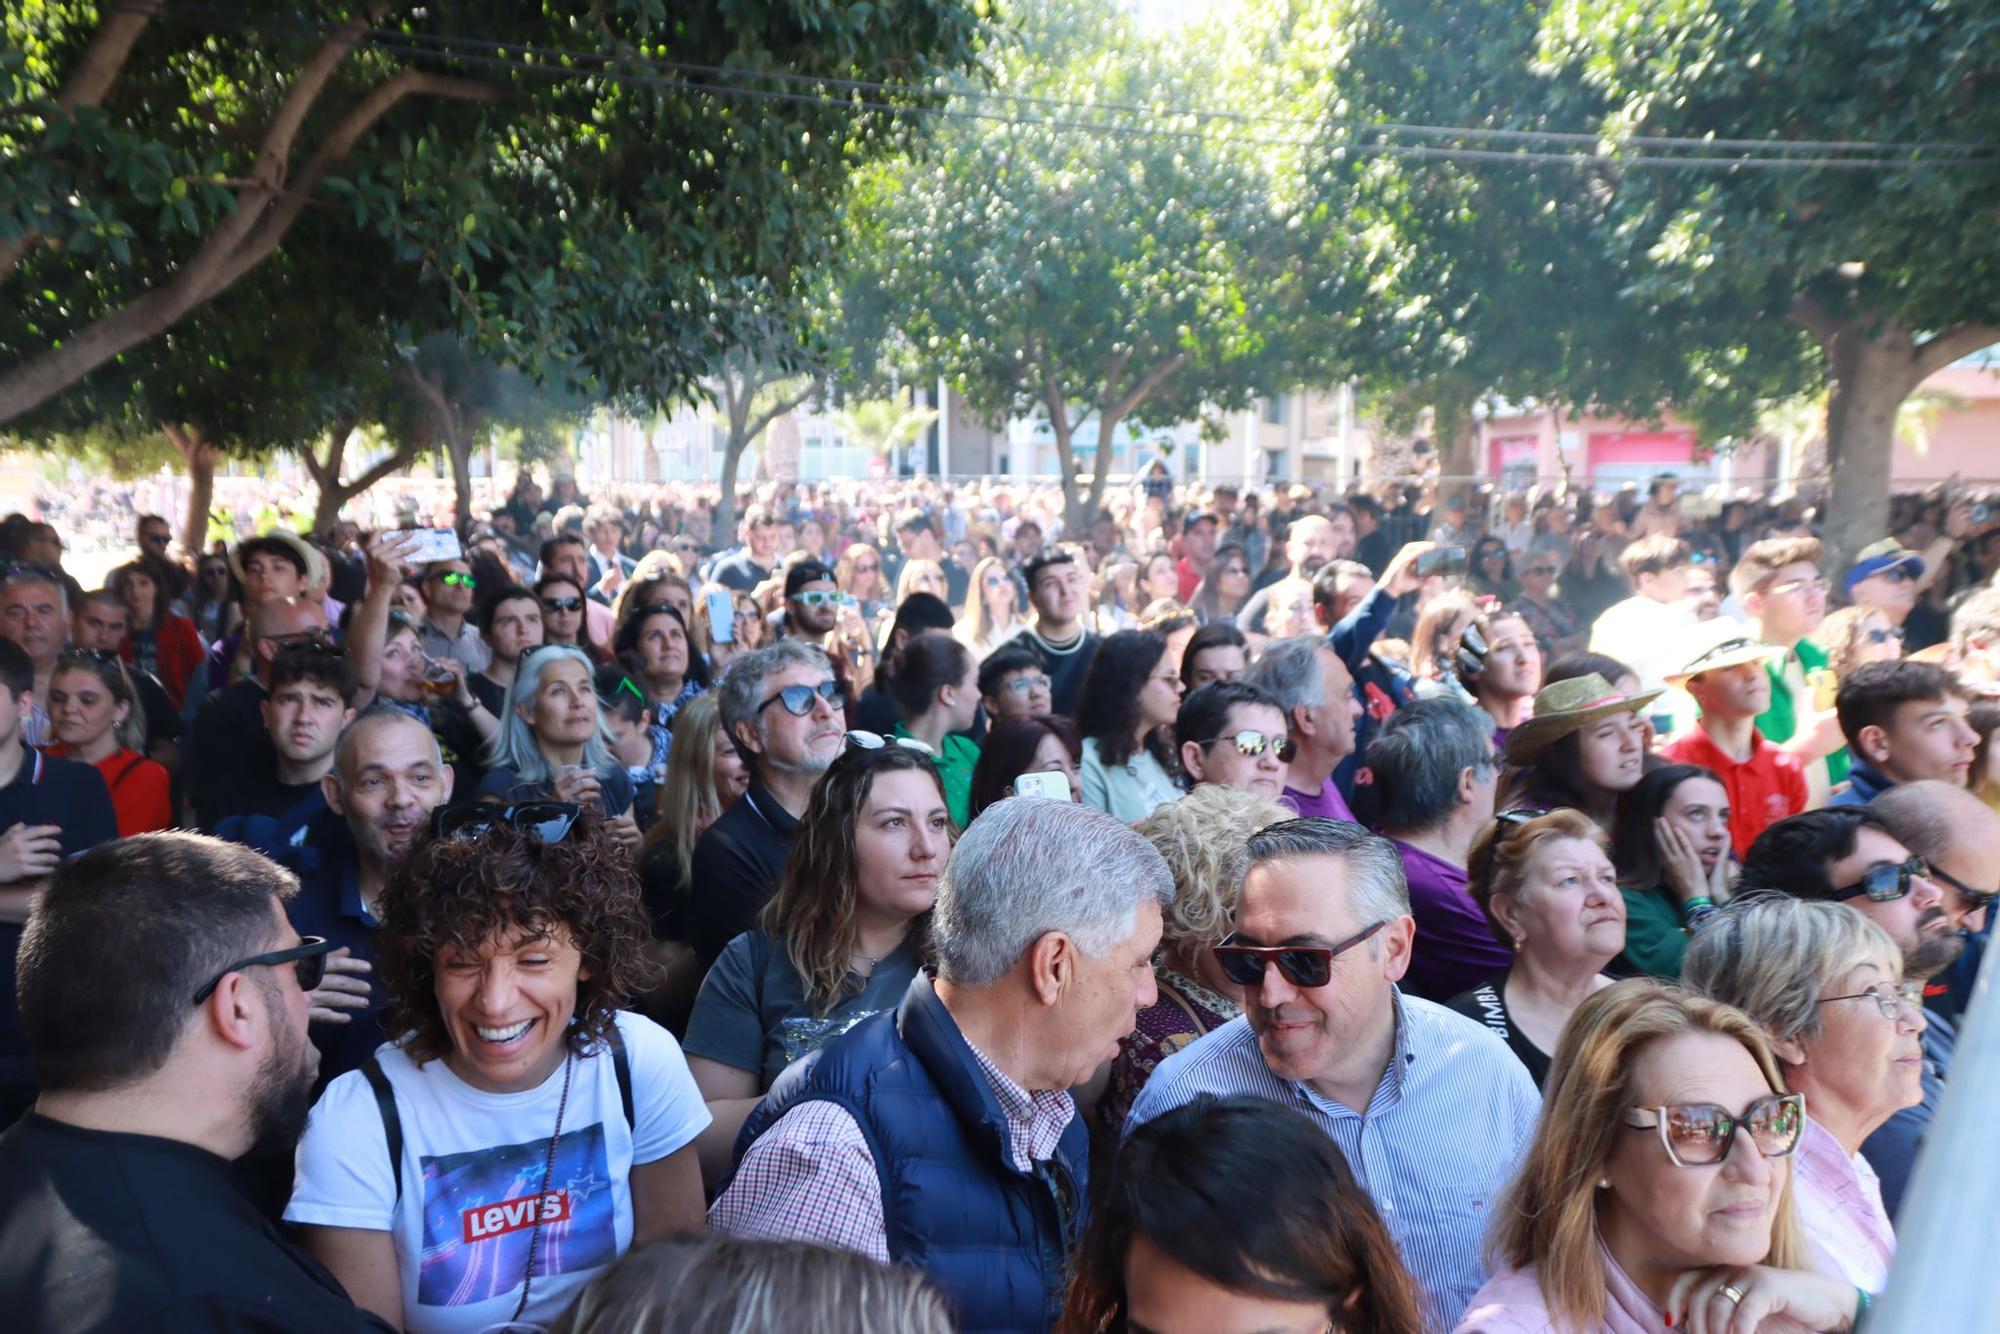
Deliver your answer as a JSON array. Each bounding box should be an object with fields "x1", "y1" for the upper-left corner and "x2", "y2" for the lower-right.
[{"x1": 1, "y1": 464, "x2": 1998, "y2": 1331}]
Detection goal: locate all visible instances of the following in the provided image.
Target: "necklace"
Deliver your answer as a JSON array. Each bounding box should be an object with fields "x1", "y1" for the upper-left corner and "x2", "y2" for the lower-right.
[
  {"x1": 1035, "y1": 627, "x2": 1086, "y2": 656},
  {"x1": 510, "y1": 1051, "x2": 576, "y2": 1323}
]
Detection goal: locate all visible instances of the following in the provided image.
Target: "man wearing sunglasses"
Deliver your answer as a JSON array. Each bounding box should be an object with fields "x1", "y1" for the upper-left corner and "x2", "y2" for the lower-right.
[
  {"x1": 777, "y1": 559, "x2": 842, "y2": 648},
  {"x1": 0, "y1": 834, "x2": 387, "y2": 1332},
  {"x1": 1828, "y1": 660, "x2": 1978, "y2": 808},
  {"x1": 689, "y1": 641, "x2": 847, "y2": 967},
  {"x1": 1125, "y1": 818, "x2": 1539, "y2": 1326},
  {"x1": 415, "y1": 559, "x2": 490, "y2": 673}
]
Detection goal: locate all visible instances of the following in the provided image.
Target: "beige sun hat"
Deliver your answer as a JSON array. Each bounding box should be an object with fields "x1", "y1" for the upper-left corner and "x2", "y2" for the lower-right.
[
  {"x1": 1663, "y1": 619, "x2": 1787, "y2": 688},
  {"x1": 1503, "y1": 673, "x2": 1664, "y2": 767},
  {"x1": 228, "y1": 528, "x2": 329, "y2": 592}
]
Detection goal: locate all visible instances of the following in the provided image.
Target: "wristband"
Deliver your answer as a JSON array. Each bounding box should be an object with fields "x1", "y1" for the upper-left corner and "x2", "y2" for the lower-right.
[
  {"x1": 1853, "y1": 1286, "x2": 1871, "y2": 1332},
  {"x1": 1681, "y1": 896, "x2": 1717, "y2": 930}
]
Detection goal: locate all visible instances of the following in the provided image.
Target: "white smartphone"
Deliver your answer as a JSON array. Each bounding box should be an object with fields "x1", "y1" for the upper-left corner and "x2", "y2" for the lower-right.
[
  {"x1": 1013, "y1": 771, "x2": 1074, "y2": 802},
  {"x1": 706, "y1": 588, "x2": 737, "y2": 644},
  {"x1": 406, "y1": 527, "x2": 462, "y2": 563}
]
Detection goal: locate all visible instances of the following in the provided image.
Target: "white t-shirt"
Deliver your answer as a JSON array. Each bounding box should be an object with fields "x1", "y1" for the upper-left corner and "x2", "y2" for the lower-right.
[{"x1": 285, "y1": 1011, "x2": 709, "y2": 1334}]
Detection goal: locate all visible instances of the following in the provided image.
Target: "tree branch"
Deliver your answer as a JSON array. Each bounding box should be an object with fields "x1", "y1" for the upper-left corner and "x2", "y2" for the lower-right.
[
  {"x1": 1785, "y1": 293, "x2": 1838, "y2": 345},
  {"x1": 1912, "y1": 323, "x2": 2000, "y2": 380},
  {"x1": 742, "y1": 378, "x2": 821, "y2": 446},
  {"x1": 344, "y1": 436, "x2": 425, "y2": 497},
  {"x1": 1103, "y1": 349, "x2": 1190, "y2": 425}
]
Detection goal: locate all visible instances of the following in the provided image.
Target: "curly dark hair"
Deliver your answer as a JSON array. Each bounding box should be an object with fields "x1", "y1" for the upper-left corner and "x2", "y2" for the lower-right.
[{"x1": 376, "y1": 811, "x2": 654, "y2": 1066}]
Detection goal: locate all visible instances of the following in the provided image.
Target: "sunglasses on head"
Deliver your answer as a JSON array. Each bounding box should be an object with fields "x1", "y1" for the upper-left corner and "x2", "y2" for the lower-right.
[
  {"x1": 1494, "y1": 807, "x2": 1551, "y2": 827},
  {"x1": 431, "y1": 800, "x2": 581, "y2": 844},
  {"x1": 1213, "y1": 920, "x2": 1388, "y2": 989},
  {"x1": 1624, "y1": 1092, "x2": 1805, "y2": 1168},
  {"x1": 847, "y1": 729, "x2": 934, "y2": 756},
  {"x1": 1199, "y1": 729, "x2": 1297, "y2": 763},
  {"x1": 192, "y1": 935, "x2": 333, "y2": 1005},
  {"x1": 1866, "y1": 626, "x2": 1904, "y2": 645},
  {"x1": 541, "y1": 595, "x2": 583, "y2": 612},
  {"x1": 758, "y1": 679, "x2": 842, "y2": 717},
  {"x1": 1832, "y1": 855, "x2": 1929, "y2": 904}
]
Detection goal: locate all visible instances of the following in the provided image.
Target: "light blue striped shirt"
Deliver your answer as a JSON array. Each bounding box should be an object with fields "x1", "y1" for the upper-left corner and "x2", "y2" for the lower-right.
[{"x1": 1126, "y1": 988, "x2": 1541, "y2": 1331}]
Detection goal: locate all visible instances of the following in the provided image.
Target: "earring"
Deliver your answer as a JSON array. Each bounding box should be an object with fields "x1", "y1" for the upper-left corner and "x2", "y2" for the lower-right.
[{"x1": 1597, "y1": 1178, "x2": 1610, "y2": 1190}]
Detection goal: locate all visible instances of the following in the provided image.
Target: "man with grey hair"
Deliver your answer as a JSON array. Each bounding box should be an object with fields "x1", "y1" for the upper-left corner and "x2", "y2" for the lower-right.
[
  {"x1": 1126, "y1": 817, "x2": 1538, "y2": 1327},
  {"x1": 1368, "y1": 697, "x2": 1506, "y2": 1001},
  {"x1": 711, "y1": 798, "x2": 1171, "y2": 1332},
  {"x1": 1242, "y1": 634, "x2": 1364, "y2": 822},
  {"x1": 1859, "y1": 779, "x2": 2000, "y2": 1216},
  {"x1": 688, "y1": 639, "x2": 846, "y2": 966},
  {"x1": 0, "y1": 564, "x2": 67, "y2": 746}
]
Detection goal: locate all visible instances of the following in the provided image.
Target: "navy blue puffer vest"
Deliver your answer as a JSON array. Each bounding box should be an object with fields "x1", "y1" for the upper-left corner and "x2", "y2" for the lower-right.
[{"x1": 741, "y1": 973, "x2": 1089, "y2": 1334}]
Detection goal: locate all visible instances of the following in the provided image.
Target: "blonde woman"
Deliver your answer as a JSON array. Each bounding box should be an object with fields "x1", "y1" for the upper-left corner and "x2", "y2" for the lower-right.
[
  {"x1": 894, "y1": 557, "x2": 948, "y2": 608},
  {"x1": 836, "y1": 540, "x2": 890, "y2": 623},
  {"x1": 1457, "y1": 980, "x2": 1866, "y2": 1333},
  {"x1": 955, "y1": 555, "x2": 1028, "y2": 660}
]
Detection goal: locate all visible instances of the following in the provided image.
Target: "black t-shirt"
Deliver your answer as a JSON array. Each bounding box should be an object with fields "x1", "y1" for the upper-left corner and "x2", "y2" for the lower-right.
[
  {"x1": 1444, "y1": 969, "x2": 1553, "y2": 1089},
  {"x1": 687, "y1": 776, "x2": 800, "y2": 967},
  {"x1": 0, "y1": 1116, "x2": 389, "y2": 1332},
  {"x1": 130, "y1": 665, "x2": 185, "y2": 748},
  {"x1": 1028, "y1": 629, "x2": 1099, "y2": 719},
  {"x1": 710, "y1": 550, "x2": 771, "y2": 593},
  {"x1": 468, "y1": 670, "x2": 508, "y2": 717},
  {"x1": 188, "y1": 679, "x2": 278, "y2": 831}
]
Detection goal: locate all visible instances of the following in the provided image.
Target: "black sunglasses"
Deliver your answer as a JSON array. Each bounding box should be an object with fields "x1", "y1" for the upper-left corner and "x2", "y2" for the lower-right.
[
  {"x1": 1832, "y1": 856, "x2": 1929, "y2": 904},
  {"x1": 1213, "y1": 920, "x2": 1388, "y2": 990},
  {"x1": 757, "y1": 679, "x2": 842, "y2": 717},
  {"x1": 1926, "y1": 862, "x2": 1996, "y2": 916},
  {"x1": 541, "y1": 595, "x2": 584, "y2": 612},
  {"x1": 431, "y1": 800, "x2": 582, "y2": 843},
  {"x1": 192, "y1": 936, "x2": 333, "y2": 1004},
  {"x1": 1494, "y1": 806, "x2": 1552, "y2": 827}
]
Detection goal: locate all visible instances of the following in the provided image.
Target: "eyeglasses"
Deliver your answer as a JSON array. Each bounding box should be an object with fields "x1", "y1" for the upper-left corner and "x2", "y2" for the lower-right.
[
  {"x1": 1866, "y1": 626, "x2": 1904, "y2": 645},
  {"x1": 1820, "y1": 978, "x2": 1925, "y2": 1020},
  {"x1": 851, "y1": 561, "x2": 881, "y2": 575},
  {"x1": 1199, "y1": 729, "x2": 1298, "y2": 763},
  {"x1": 1832, "y1": 856, "x2": 1930, "y2": 904},
  {"x1": 262, "y1": 627, "x2": 334, "y2": 650},
  {"x1": 1494, "y1": 807, "x2": 1551, "y2": 827},
  {"x1": 431, "y1": 800, "x2": 581, "y2": 844},
  {"x1": 1521, "y1": 565, "x2": 1559, "y2": 577},
  {"x1": 140, "y1": 530, "x2": 171, "y2": 546},
  {"x1": 191, "y1": 936, "x2": 333, "y2": 1005},
  {"x1": 847, "y1": 729, "x2": 934, "y2": 755},
  {"x1": 789, "y1": 590, "x2": 852, "y2": 608},
  {"x1": 1213, "y1": 920, "x2": 1388, "y2": 990},
  {"x1": 434, "y1": 571, "x2": 476, "y2": 590},
  {"x1": 757, "y1": 679, "x2": 842, "y2": 717},
  {"x1": 1925, "y1": 863, "x2": 1997, "y2": 917},
  {"x1": 541, "y1": 595, "x2": 584, "y2": 612},
  {"x1": 1882, "y1": 567, "x2": 1918, "y2": 584},
  {"x1": 1624, "y1": 1092, "x2": 1805, "y2": 1168},
  {"x1": 1001, "y1": 673, "x2": 1052, "y2": 696},
  {"x1": 1765, "y1": 576, "x2": 1831, "y2": 598}
]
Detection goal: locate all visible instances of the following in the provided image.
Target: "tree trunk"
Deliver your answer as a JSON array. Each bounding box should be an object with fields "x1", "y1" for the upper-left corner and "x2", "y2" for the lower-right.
[
  {"x1": 1819, "y1": 332, "x2": 1919, "y2": 577},
  {"x1": 1051, "y1": 415, "x2": 1087, "y2": 536},
  {"x1": 165, "y1": 424, "x2": 216, "y2": 554},
  {"x1": 1082, "y1": 405, "x2": 1129, "y2": 534},
  {"x1": 447, "y1": 434, "x2": 475, "y2": 536},
  {"x1": 1430, "y1": 384, "x2": 1480, "y2": 484},
  {"x1": 716, "y1": 431, "x2": 750, "y2": 545}
]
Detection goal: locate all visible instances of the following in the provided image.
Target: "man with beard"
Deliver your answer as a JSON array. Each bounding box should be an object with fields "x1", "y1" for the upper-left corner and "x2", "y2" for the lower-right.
[
  {"x1": 688, "y1": 641, "x2": 846, "y2": 967},
  {"x1": 1741, "y1": 804, "x2": 1971, "y2": 1220},
  {"x1": 1861, "y1": 782, "x2": 2000, "y2": 1216},
  {"x1": 0, "y1": 833, "x2": 388, "y2": 1331},
  {"x1": 287, "y1": 707, "x2": 455, "y2": 1087}
]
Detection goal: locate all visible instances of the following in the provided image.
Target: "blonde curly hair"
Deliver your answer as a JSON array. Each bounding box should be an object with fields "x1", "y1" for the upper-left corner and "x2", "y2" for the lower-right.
[{"x1": 1133, "y1": 786, "x2": 1293, "y2": 949}]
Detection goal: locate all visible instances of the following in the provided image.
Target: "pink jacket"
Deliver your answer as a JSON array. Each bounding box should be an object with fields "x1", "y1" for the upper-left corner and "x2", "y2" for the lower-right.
[{"x1": 1453, "y1": 1252, "x2": 1668, "y2": 1334}]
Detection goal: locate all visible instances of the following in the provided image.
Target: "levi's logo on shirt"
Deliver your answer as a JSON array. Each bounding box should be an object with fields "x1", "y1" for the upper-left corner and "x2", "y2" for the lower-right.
[{"x1": 462, "y1": 1189, "x2": 570, "y2": 1244}]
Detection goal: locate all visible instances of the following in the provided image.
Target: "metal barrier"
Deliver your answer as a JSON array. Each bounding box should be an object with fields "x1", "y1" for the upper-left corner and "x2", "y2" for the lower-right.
[{"x1": 1871, "y1": 937, "x2": 2000, "y2": 1329}]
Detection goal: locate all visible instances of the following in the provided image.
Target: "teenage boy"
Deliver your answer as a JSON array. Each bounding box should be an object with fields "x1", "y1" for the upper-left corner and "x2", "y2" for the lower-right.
[
  {"x1": 1661, "y1": 626, "x2": 1809, "y2": 852},
  {"x1": 467, "y1": 584, "x2": 544, "y2": 716},
  {"x1": 1023, "y1": 549, "x2": 1099, "y2": 718},
  {"x1": 1587, "y1": 533, "x2": 1697, "y2": 692},
  {"x1": 1829, "y1": 660, "x2": 1979, "y2": 807},
  {"x1": 212, "y1": 645, "x2": 360, "y2": 854},
  {"x1": 977, "y1": 642, "x2": 1053, "y2": 722},
  {"x1": 1733, "y1": 536, "x2": 1847, "y2": 801}
]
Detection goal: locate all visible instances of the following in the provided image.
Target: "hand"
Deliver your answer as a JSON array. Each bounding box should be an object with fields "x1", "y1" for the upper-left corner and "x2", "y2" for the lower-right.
[
  {"x1": 1655, "y1": 818, "x2": 1709, "y2": 905},
  {"x1": 553, "y1": 767, "x2": 602, "y2": 808},
  {"x1": 0, "y1": 823, "x2": 62, "y2": 885},
  {"x1": 604, "y1": 811, "x2": 643, "y2": 853},
  {"x1": 1797, "y1": 707, "x2": 1847, "y2": 761},
  {"x1": 307, "y1": 948, "x2": 373, "y2": 1025},
  {"x1": 1944, "y1": 499, "x2": 1975, "y2": 541},
  {"x1": 364, "y1": 530, "x2": 423, "y2": 593},
  {"x1": 1378, "y1": 541, "x2": 1436, "y2": 598},
  {"x1": 1665, "y1": 1264, "x2": 1859, "y2": 1334},
  {"x1": 1709, "y1": 834, "x2": 1735, "y2": 900},
  {"x1": 428, "y1": 655, "x2": 473, "y2": 710}
]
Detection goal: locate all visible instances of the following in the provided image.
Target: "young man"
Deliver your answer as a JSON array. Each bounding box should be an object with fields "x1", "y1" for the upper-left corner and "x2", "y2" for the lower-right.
[
  {"x1": 777, "y1": 559, "x2": 840, "y2": 646},
  {"x1": 467, "y1": 583, "x2": 543, "y2": 716},
  {"x1": 1174, "y1": 680, "x2": 1292, "y2": 801},
  {"x1": 892, "y1": 509, "x2": 970, "y2": 607},
  {"x1": 0, "y1": 637, "x2": 120, "y2": 1122},
  {"x1": 1661, "y1": 626, "x2": 1809, "y2": 852},
  {"x1": 1734, "y1": 536, "x2": 1847, "y2": 799},
  {"x1": 977, "y1": 642, "x2": 1052, "y2": 723},
  {"x1": 414, "y1": 558, "x2": 489, "y2": 672},
  {"x1": 1022, "y1": 549, "x2": 1099, "y2": 719},
  {"x1": 1174, "y1": 510, "x2": 1221, "y2": 602},
  {"x1": 1587, "y1": 533, "x2": 1698, "y2": 693},
  {"x1": 212, "y1": 644, "x2": 360, "y2": 853},
  {"x1": 584, "y1": 502, "x2": 635, "y2": 604},
  {"x1": 187, "y1": 595, "x2": 332, "y2": 831},
  {"x1": 1829, "y1": 660, "x2": 1979, "y2": 806},
  {"x1": 1241, "y1": 635, "x2": 1364, "y2": 822}
]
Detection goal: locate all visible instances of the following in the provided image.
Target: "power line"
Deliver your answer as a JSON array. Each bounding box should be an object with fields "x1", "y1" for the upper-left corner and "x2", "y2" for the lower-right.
[{"x1": 109, "y1": 1, "x2": 2000, "y2": 170}]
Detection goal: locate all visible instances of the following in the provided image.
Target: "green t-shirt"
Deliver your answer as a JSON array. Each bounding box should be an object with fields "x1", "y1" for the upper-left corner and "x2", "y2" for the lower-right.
[
  {"x1": 1614, "y1": 884, "x2": 1691, "y2": 980},
  {"x1": 1757, "y1": 637, "x2": 1850, "y2": 786},
  {"x1": 892, "y1": 723, "x2": 981, "y2": 829}
]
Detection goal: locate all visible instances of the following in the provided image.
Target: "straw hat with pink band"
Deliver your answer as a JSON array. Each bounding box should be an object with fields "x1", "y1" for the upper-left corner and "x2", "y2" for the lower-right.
[{"x1": 1503, "y1": 673, "x2": 1664, "y2": 767}]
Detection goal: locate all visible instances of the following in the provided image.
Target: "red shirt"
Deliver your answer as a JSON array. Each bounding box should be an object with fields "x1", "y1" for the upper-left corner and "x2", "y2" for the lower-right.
[
  {"x1": 1661, "y1": 724, "x2": 1808, "y2": 854},
  {"x1": 47, "y1": 745, "x2": 173, "y2": 838},
  {"x1": 1175, "y1": 555, "x2": 1204, "y2": 603}
]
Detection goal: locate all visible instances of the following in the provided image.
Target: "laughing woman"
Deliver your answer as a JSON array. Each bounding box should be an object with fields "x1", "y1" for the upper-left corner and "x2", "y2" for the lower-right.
[{"x1": 286, "y1": 807, "x2": 709, "y2": 1333}]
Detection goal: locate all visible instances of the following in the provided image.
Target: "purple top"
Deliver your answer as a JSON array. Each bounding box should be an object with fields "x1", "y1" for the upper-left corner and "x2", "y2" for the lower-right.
[
  {"x1": 1281, "y1": 776, "x2": 1356, "y2": 823},
  {"x1": 1393, "y1": 838, "x2": 1514, "y2": 1003}
]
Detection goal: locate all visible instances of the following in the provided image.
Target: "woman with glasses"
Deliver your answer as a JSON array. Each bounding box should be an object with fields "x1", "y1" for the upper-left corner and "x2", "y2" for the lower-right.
[
  {"x1": 481, "y1": 644, "x2": 643, "y2": 852},
  {"x1": 190, "y1": 554, "x2": 237, "y2": 645},
  {"x1": 45, "y1": 650, "x2": 172, "y2": 835},
  {"x1": 1065, "y1": 1095, "x2": 1425, "y2": 1334},
  {"x1": 1188, "y1": 542, "x2": 1253, "y2": 627},
  {"x1": 886, "y1": 631, "x2": 982, "y2": 828},
  {"x1": 286, "y1": 807, "x2": 709, "y2": 1333},
  {"x1": 955, "y1": 555, "x2": 1029, "y2": 661},
  {"x1": 1683, "y1": 896, "x2": 1923, "y2": 1295},
  {"x1": 1610, "y1": 765, "x2": 1735, "y2": 979},
  {"x1": 1470, "y1": 535, "x2": 1518, "y2": 604},
  {"x1": 1100, "y1": 788, "x2": 1291, "y2": 1134},
  {"x1": 107, "y1": 561, "x2": 204, "y2": 709},
  {"x1": 1511, "y1": 552, "x2": 1585, "y2": 661},
  {"x1": 836, "y1": 541, "x2": 890, "y2": 626},
  {"x1": 1173, "y1": 680, "x2": 1292, "y2": 802},
  {"x1": 1448, "y1": 810, "x2": 1626, "y2": 1089},
  {"x1": 683, "y1": 742, "x2": 949, "y2": 1186},
  {"x1": 537, "y1": 572, "x2": 606, "y2": 663},
  {"x1": 1814, "y1": 605, "x2": 1905, "y2": 682},
  {"x1": 966, "y1": 714, "x2": 1084, "y2": 820},
  {"x1": 1077, "y1": 629, "x2": 1185, "y2": 824},
  {"x1": 1457, "y1": 979, "x2": 1863, "y2": 1333}
]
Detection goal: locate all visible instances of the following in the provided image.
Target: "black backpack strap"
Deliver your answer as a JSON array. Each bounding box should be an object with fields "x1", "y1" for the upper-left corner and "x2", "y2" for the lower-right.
[
  {"x1": 608, "y1": 1024, "x2": 635, "y2": 1130},
  {"x1": 360, "y1": 1056, "x2": 403, "y2": 1201}
]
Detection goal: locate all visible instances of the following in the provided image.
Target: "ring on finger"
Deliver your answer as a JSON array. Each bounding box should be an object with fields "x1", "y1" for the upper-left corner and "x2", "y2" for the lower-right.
[{"x1": 1718, "y1": 1284, "x2": 1746, "y2": 1305}]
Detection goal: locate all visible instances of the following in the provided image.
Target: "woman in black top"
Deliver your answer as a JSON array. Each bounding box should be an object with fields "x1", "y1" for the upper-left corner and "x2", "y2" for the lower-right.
[{"x1": 1445, "y1": 808, "x2": 1627, "y2": 1087}]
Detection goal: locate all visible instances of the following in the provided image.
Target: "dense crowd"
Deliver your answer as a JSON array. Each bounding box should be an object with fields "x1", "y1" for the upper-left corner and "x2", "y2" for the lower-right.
[{"x1": 1, "y1": 464, "x2": 1998, "y2": 1332}]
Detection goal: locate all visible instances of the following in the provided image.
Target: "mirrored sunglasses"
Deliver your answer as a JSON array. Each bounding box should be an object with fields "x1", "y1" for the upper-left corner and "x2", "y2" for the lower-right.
[
  {"x1": 1833, "y1": 856, "x2": 1928, "y2": 904},
  {"x1": 1624, "y1": 1092, "x2": 1805, "y2": 1168},
  {"x1": 1200, "y1": 729, "x2": 1297, "y2": 763},
  {"x1": 758, "y1": 679, "x2": 843, "y2": 717}
]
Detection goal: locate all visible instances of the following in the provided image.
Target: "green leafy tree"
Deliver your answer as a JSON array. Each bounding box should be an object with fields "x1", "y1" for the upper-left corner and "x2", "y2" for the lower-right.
[{"x1": 0, "y1": 1, "x2": 994, "y2": 426}]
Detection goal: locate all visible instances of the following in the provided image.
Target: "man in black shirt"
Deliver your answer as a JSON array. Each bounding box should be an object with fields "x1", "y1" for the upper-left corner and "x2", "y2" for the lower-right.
[
  {"x1": 1022, "y1": 549, "x2": 1100, "y2": 719},
  {"x1": 689, "y1": 640, "x2": 846, "y2": 965},
  {"x1": 709, "y1": 502, "x2": 782, "y2": 593},
  {"x1": 0, "y1": 832, "x2": 386, "y2": 1329},
  {"x1": 891, "y1": 508, "x2": 971, "y2": 608},
  {"x1": 188, "y1": 596, "x2": 331, "y2": 830},
  {"x1": 212, "y1": 645, "x2": 358, "y2": 856},
  {"x1": 467, "y1": 583, "x2": 544, "y2": 716}
]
